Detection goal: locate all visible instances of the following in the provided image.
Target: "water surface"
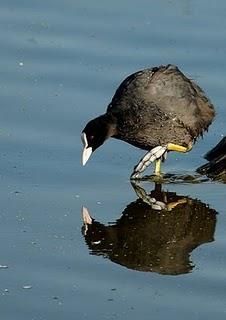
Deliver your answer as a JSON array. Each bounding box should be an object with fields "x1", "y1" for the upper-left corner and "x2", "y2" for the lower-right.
[{"x1": 1, "y1": 0, "x2": 226, "y2": 319}]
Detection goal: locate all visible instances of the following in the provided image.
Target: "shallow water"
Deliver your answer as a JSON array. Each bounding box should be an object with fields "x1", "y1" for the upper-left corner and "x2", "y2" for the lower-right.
[{"x1": 1, "y1": 0, "x2": 226, "y2": 319}]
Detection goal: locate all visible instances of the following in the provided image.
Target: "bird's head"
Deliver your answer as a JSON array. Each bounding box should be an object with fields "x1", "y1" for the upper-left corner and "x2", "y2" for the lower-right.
[{"x1": 81, "y1": 115, "x2": 116, "y2": 166}]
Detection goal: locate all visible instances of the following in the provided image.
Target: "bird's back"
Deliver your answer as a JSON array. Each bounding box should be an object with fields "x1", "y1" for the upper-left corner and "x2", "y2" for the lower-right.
[{"x1": 107, "y1": 65, "x2": 215, "y2": 149}]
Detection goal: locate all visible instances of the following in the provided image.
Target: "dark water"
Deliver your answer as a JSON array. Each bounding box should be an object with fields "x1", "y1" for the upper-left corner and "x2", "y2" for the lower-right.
[{"x1": 1, "y1": 0, "x2": 226, "y2": 319}]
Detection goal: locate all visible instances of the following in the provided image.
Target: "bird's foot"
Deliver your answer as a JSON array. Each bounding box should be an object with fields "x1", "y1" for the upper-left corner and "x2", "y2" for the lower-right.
[{"x1": 130, "y1": 146, "x2": 167, "y2": 180}]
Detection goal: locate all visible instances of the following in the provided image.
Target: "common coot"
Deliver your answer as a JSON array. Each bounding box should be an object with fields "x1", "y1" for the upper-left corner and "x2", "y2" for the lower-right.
[{"x1": 81, "y1": 64, "x2": 215, "y2": 178}]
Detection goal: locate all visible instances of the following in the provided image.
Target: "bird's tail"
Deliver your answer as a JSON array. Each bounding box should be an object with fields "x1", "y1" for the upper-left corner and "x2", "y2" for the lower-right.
[{"x1": 197, "y1": 137, "x2": 226, "y2": 177}]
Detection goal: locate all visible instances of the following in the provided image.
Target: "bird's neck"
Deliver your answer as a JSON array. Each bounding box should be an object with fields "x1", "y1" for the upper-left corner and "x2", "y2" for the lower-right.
[{"x1": 97, "y1": 113, "x2": 118, "y2": 138}]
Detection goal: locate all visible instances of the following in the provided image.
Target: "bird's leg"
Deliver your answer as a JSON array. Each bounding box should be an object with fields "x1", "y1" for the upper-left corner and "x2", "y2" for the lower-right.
[
  {"x1": 130, "y1": 142, "x2": 192, "y2": 179},
  {"x1": 130, "y1": 146, "x2": 167, "y2": 179},
  {"x1": 167, "y1": 142, "x2": 192, "y2": 153},
  {"x1": 154, "y1": 159, "x2": 162, "y2": 175}
]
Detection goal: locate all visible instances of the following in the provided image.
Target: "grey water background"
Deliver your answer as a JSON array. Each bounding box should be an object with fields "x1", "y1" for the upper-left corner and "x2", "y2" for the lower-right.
[{"x1": 1, "y1": 0, "x2": 226, "y2": 319}]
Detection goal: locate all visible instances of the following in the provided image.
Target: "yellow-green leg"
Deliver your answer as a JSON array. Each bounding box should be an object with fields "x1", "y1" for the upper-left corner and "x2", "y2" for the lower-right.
[
  {"x1": 167, "y1": 142, "x2": 192, "y2": 153},
  {"x1": 131, "y1": 142, "x2": 193, "y2": 179},
  {"x1": 154, "y1": 159, "x2": 162, "y2": 175},
  {"x1": 154, "y1": 142, "x2": 192, "y2": 176}
]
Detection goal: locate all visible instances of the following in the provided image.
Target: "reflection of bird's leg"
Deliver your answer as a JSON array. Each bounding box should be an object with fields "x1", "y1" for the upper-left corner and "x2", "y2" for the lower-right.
[
  {"x1": 130, "y1": 142, "x2": 193, "y2": 179},
  {"x1": 131, "y1": 181, "x2": 166, "y2": 210},
  {"x1": 167, "y1": 198, "x2": 188, "y2": 211},
  {"x1": 131, "y1": 181, "x2": 189, "y2": 211}
]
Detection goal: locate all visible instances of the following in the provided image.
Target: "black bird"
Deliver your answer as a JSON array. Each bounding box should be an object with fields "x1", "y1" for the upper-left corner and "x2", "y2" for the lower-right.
[
  {"x1": 81, "y1": 64, "x2": 215, "y2": 178},
  {"x1": 197, "y1": 137, "x2": 226, "y2": 180}
]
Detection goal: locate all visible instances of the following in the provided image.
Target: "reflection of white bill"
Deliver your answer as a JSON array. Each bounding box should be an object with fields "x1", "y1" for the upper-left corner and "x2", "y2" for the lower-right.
[
  {"x1": 82, "y1": 206, "x2": 92, "y2": 225},
  {"x1": 81, "y1": 206, "x2": 92, "y2": 235}
]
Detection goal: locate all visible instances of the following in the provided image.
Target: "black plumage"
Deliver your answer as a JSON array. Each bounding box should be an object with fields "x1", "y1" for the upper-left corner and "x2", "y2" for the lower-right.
[
  {"x1": 197, "y1": 137, "x2": 226, "y2": 179},
  {"x1": 82, "y1": 64, "x2": 215, "y2": 176}
]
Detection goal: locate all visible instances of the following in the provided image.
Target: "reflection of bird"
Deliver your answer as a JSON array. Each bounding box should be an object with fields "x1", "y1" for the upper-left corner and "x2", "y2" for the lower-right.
[
  {"x1": 81, "y1": 65, "x2": 215, "y2": 178},
  {"x1": 81, "y1": 184, "x2": 217, "y2": 275},
  {"x1": 197, "y1": 137, "x2": 226, "y2": 181}
]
